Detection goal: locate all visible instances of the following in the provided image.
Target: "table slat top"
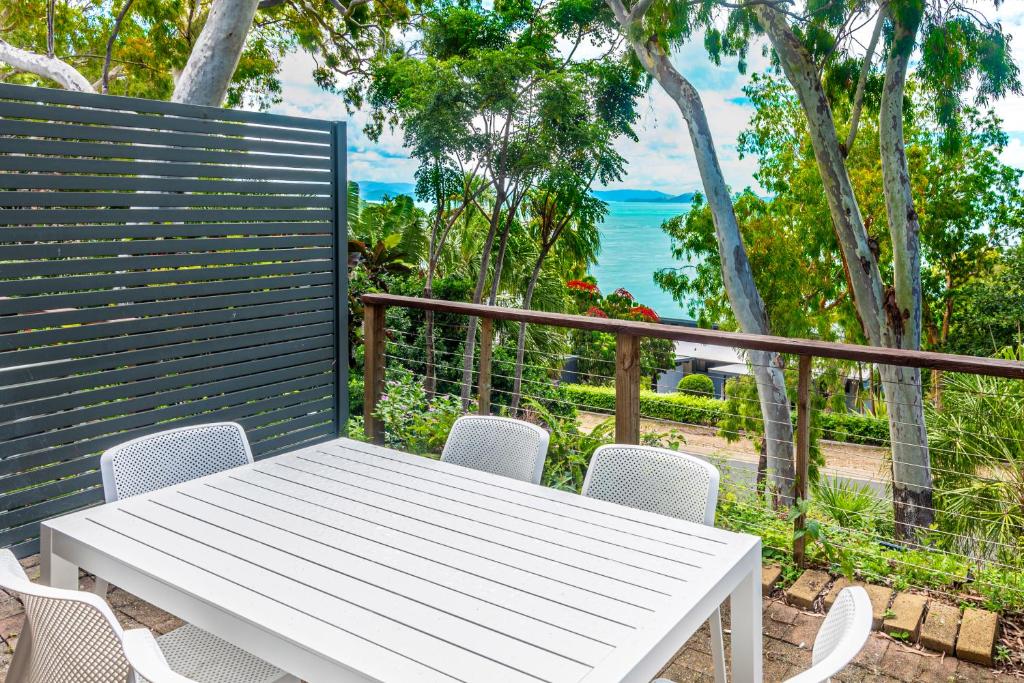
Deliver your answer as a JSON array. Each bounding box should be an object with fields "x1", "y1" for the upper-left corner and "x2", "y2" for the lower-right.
[{"x1": 44, "y1": 438, "x2": 760, "y2": 683}]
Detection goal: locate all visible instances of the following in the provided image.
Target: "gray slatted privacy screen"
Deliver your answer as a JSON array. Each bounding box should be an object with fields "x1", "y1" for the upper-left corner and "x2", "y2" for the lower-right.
[{"x1": 0, "y1": 84, "x2": 347, "y2": 557}]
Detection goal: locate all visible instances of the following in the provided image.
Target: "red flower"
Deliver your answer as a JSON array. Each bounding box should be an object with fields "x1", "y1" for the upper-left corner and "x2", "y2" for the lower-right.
[
  {"x1": 566, "y1": 279, "x2": 599, "y2": 294},
  {"x1": 629, "y1": 305, "x2": 659, "y2": 322},
  {"x1": 613, "y1": 287, "x2": 635, "y2": 301},
  {"x1": 586, "y1": 306, "x2": 609, "y2": 318}
]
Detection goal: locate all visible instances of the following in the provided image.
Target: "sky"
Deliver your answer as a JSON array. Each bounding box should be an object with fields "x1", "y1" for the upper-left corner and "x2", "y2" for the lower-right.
[{"x1": 266, "y1": 4, "x2": 1024, "y2": 196}]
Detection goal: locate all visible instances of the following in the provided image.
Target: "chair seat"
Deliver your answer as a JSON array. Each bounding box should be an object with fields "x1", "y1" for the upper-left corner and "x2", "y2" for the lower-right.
[{"x1": 156, "y1": 623, "x2": 293, "y2": 683}]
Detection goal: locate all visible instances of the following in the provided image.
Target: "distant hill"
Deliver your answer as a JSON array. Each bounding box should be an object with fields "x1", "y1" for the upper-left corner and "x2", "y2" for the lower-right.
[
  {"x1": 593, "y1": 189, "x2": 695, "y2": 203},
  {"x1": 356, "y1": 181, "x2": 416, "y2": 202}
]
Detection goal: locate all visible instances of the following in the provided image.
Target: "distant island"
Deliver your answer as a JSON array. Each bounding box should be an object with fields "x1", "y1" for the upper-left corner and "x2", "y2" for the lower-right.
[
  {"x1": 354, "y1": 181, "x2": 696, "y2": 204},
  {"x1": 591, "y1": 189, "x2": 696, "y2": 203}
]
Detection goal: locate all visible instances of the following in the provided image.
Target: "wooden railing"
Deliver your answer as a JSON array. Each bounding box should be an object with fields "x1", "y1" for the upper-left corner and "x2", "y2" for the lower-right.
[{"x1": 361, "y1": 292, "x2": 1024, "y2": 563}]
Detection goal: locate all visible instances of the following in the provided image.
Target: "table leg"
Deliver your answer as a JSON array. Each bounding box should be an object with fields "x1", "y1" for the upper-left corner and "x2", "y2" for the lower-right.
[
  {"x1": 729, "y1": 553, "x2": 763, "y2": 682},
  {"x1": 40, "y1": 526, "x2": 79, "y2": 589}
]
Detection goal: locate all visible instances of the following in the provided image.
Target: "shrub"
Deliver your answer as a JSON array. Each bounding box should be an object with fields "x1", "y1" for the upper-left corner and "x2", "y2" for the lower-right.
[
  {"x1": 811, "y1": 477, "x2": 889, "y2": 531},
  {"x1": 374, "y1": 368, "x2": 461, "y2": 455},
  {"x1": 561, "y1": 383, "x2": 724, "y2": 426},
  {"x1": 677, "y1": 373, "x2": 715, "y2": 397},
  {"x1": 816, "y1": 411, "x2": 888, "y2": 446}
]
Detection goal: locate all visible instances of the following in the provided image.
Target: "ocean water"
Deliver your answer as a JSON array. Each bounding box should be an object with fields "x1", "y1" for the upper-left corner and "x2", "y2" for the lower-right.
[{"x1": 588, "y1": 201, "x2": 694, "y2": 320}]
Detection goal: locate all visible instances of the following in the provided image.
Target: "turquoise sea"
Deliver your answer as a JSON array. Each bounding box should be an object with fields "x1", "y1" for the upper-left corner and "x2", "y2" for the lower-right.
[{"x1": 588, "y1": 201, "x2": 694, "y2": 320}]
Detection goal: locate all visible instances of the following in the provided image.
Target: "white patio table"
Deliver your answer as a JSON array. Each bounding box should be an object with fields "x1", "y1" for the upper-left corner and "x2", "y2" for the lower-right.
[{"x1": 40, "y1": 437, "x2": 762, "y2": 683}]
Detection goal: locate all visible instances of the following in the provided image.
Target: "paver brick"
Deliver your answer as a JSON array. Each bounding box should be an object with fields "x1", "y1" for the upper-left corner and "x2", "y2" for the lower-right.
[
  {"x1": 762, "y1": 564, "x2": 782, "y2": 594},
  {"x1": 824, "y1": 579, "x2": 893, "y2": 630},
  {"x1": 955, "y1": 608, "x2": 998, "y2": 667},
  {"x1": 883, "y1": 593, "x2": 928, "y2": 641},
  {"x1": 785, "y1": 569, "x2": 830, "y2": 610},
  {"x1": 920, "y1": 603, "x2": 960, "y2": 655}
]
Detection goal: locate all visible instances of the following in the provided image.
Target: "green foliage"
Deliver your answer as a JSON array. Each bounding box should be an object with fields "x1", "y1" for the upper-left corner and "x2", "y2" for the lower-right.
[
  {"x1": 374, "y1": 368, "x2": 462, "y2": 455},
  {"x1": 945, "y1": 245, "x2": 1024, "y2": 356},
  {"x1": 817, "y1": 411, "x2": 889, "y2": 446},
  {"x1": 526, "y1": 399, "x2": 612, "y2": 492},
  {"x1": 561, "y1": 383, "x2": 724, "y2": 426},
  {"x1": 677, "y1": 373, "x2": 714, "y2": 397},
  {"x1": 928, "y1": 346, "x2": 1024, "y2": 564},
  {"x1": 812, "y1": 478, "x2": 888, "y2": 532}
]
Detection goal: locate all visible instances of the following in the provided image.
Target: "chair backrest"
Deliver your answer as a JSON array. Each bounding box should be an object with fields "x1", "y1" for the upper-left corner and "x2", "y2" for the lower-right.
[
  {"x1": 581, "y1": 445, "x2": 720, "y2": 525},
  {"x1": 783, "y1": 586, "x2": 872, "y2": 683},
  {"x1": 441, "y1": 416, "x2": 550, "y2": 484},
  {"x1": 100, "y1": 422, "x2": 253, "y2": 502},
  {"x1": 0, "y1": 549, "x2": 133, "y2": 683}
]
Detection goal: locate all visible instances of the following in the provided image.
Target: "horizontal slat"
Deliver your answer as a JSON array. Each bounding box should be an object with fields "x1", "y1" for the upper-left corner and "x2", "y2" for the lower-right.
[
  {"x1": 0, "y1": 207, "x2": 332, "y2": 226},
  {"x1": 2, "y1": 292, "x2": 326, "y2": 351},
  {"x1": 0, "y1": 119, "x2": 330, "y2": 157},
  {"x1": 0, "y1": 271, "x2": 332, "y2": 316},
  {"x1": 0, "y1": 359, "x2": 334, "y2": 457},
  {"x1": 4, "y1": 346, "x2": 333, "y2": 422},
  {"x1": 0, "y1": 235, "x2": 331, "y2": 260},
  {"x1": 0, "y1": 174, "x2": 329, "y2": 194},
  {"x1": 0, "y1": 246, "x2": 331, "y2": 278},
  {"x1": 0, "y1": 100, "x2": 331, "y2": 143},
  {"x1": 0, "y1": 470, "x2": 103, "y2": 513},
  {"x1": 0, "y1": 221, "x2": 333, "y2": 242},
  {"x1": 0, "y1": 156, "x2": 331, "y2": 181},
  {"x1": 0, "y1": 373, "x2": 335, "y2": 477},
  {"x1": 0, "y1": 317, "x2": 333, "y2": 385},
  {"x1": 0, "y1": 192, "x2": 332, "y2": 209},
  {"x1": 239, "y1": 397, "x2": 336, "y2": 440},
  {"x1": 0, "y1": 138, "x2": 332, "y2": 169},
  {"x1": 0, "y1": 490, "x2": 99, "y2": 538},
  {"x1": 0, "y1": 384, "x2": 335, "y2": 481},
  {"x1": 0, "y1": 262, "x2": 329, "y2": 299},
  {"x1": 0, "y1": 83, "x2": 333, "y2": 132},
  {"x1": 0, "y1": 307, "x2": 332, "y2": 370},
  {"x1": 6, "y1": 334, "x2": 333, "y2": 405}
]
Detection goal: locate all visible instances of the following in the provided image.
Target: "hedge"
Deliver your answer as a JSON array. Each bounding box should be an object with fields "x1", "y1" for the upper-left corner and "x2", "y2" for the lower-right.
[
  {"x1": 561, "y1": 383, "x2": 889, "y2": 447},
  {"x1": 561, "y1": 383, "x2": 724, "y2": 426}
]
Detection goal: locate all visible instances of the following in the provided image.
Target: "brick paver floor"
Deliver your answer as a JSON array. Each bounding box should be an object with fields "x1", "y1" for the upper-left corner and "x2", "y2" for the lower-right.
[{"x1": 0, "y1": 555, "x2": 1011, "y2": 682}]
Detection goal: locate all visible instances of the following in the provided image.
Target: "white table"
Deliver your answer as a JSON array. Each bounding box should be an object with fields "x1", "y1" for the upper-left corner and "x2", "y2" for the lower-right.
[{"x1": 41, "y1": 437, "x2": 763, "y2": 682}]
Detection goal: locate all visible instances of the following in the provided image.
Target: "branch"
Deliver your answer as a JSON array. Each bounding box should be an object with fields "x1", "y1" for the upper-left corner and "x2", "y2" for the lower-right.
[
  {"x1": 103, "y1": 0, "x2": 135, "y2": 94},
  {"x1": 843, "y1": 4, "x2": 885, "y2": 156},
  {"x1": 257, "y1": 0, "x2": 288, "y2": 7},
  {"x1": 626, "y1": 0, "x2": 656, "y2": 25},
  {"x1": 0, "y1": 38, "x2": 95, "y2": 91}
]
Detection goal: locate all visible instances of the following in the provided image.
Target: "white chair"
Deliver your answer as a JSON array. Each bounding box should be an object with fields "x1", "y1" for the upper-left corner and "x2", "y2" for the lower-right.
[
  {"x1": 582, "y1": 444, "x2": 726, "y2": 683},
  {"x1": 781, "y1": 586, "x2": 872, "y2": 683},
  {"x1": 441, "y1": 415, "x2": 550, "y2": 484},
  {"x1": 653, "y1": 587, "x2": 872, "y2": 683},
  {"x1": 0, "y1": 549, "x2": 294, "y2": 683},
  {"x1": 94, "y1": 422, "x2": 254, "y2": 597}
]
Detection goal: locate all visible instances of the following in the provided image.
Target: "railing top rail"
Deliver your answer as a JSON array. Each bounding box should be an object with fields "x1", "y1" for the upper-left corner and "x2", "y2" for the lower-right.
[{"x1": 362, "y1": 293, "x2": 1024, "y2": 380}]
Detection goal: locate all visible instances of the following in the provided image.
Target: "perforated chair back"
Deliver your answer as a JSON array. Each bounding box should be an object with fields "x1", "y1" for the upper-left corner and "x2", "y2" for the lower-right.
[
  {"x1": 582, "y1": 445, "x2": 720, "y2": 525},
  {"x1": 0, "y1": 549, "x2": 133, "y2": 683},
  {"x1": 783, "y1": 586, "x2": 872, "y2": 683},
  {"x1": 441, "y1": 416, "x2": 550, "y2": 484},
  {"x1": 100, "y1": 422, "x2": 253, "y2": 502}
]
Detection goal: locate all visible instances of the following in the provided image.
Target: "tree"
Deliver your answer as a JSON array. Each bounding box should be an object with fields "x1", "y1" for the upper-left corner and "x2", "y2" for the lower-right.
[
  {"x1": 1, "y1": 0, "x2": 406, "y2": 107},
  {"x1": 718, "y1": 0, "x2": 1021, "y2": 539},
  {"x1": 601, "y1": 0, "x2": 798, "y2": 503},
  {"x1": 368, "y1": 0, "x2": 640, "y2": 408}
]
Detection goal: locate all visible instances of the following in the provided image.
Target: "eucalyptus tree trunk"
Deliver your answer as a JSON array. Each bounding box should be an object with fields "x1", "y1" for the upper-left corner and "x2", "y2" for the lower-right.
[
  {"x1": 0, "y1": 38, "x2": 94, "y2": 91},
  {"x1": 753, "y1": 4, "x2": 934, "y2": 537},
  {"x1": 627, "y1": 33, "x2": 796, "y2": 504},
  {"x1": 172, "y1": 0, "x2": 261, "y2": 106}
]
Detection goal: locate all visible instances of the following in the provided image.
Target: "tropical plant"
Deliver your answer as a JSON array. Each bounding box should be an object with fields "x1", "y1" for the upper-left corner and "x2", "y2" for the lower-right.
[
  {"x1": 526, "y1": 398, "x2": 613, "y2": 492},
  {"x1": 374, "y1": 368, "x2": 462, "y2": 455},
  {"x1": 812, "y1": 478, "x2": 889, "y2": 532}
]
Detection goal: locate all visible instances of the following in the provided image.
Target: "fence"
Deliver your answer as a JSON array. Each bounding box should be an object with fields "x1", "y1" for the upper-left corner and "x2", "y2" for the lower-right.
[
  {"x1": 0, "y1": 84, "x2": 347, "y2": 557},
  {"x1": 360, "y1": 292, "x2": 1024, "y2": 612}
]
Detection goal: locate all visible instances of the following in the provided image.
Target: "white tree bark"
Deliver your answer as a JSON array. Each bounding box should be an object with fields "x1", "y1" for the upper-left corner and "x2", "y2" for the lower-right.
[
  {"x1": 879, "y1": 9, "x2": 932, "y2": 537},
  {"x1": 625, "y1": 30, "x2": 796, "y2": 504},
  {"x1": 753, "y1": 3, "x2": 934, "y2": 536},
  {"x1": 0, "y1": 38, "x2": 94, "y2": 92},
  {"x1": 172, "y1": 0, "x2": 261, "y2": 106}
]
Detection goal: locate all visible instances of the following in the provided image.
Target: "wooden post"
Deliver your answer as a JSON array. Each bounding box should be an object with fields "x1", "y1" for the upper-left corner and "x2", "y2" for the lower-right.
[
  {"x1": 363, "y1": 302, "x2": 386, "y2": 444},
  {"x1": 615, "y1": 333, "x2": 641, "y2": 444},
  {"x1": 793, "y1": 354, "x2": 812, "y2": 566},
  {"x1": 478, "y1": 317, "x2": 493, "y2": 415}
]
